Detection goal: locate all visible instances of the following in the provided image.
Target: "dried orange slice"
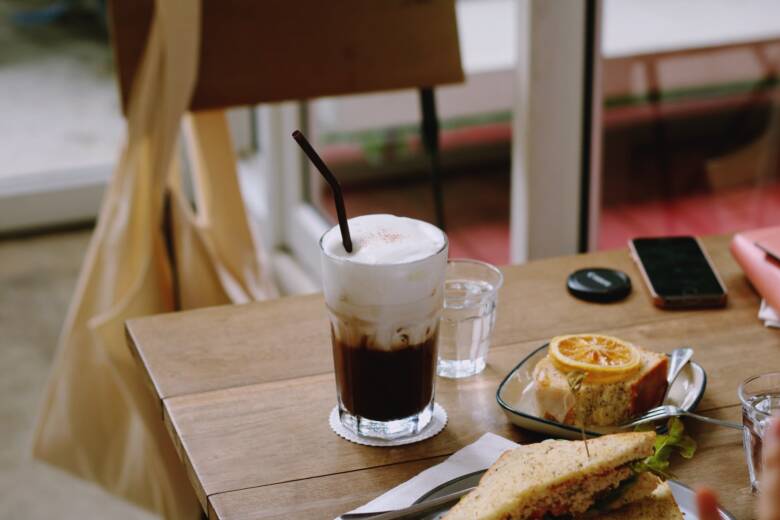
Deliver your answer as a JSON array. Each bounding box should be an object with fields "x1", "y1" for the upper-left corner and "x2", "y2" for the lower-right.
[{"x1": 549, "y1": 334, "x2": 641, "y2": 383}]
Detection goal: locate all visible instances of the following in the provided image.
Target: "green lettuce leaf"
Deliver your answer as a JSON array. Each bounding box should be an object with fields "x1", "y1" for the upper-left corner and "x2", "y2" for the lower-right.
[{"x1": 631, "y1": 417, "x2": 697, "y2": 479}]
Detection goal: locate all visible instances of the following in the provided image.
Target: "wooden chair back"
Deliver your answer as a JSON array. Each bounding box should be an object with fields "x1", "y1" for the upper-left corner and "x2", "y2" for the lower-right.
[{"x1": 109, "y1": 0, "x2": 464, "y2": 112}]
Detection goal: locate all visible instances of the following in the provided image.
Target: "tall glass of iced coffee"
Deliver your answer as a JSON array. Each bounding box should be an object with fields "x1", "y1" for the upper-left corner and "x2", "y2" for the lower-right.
[{"x1": 320, "y1": 214, "x2": 448, "y2": 439}]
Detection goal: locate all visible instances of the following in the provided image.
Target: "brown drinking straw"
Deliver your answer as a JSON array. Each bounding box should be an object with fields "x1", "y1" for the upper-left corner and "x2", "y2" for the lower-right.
[{"x1": 292, "y1": 130, "x2": 353, "y2": 252}]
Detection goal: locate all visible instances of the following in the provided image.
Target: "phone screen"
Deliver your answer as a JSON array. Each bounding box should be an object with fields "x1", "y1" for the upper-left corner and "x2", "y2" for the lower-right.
[{"x1": 632, "y1": 237, "x2": 724, "y2": 298}]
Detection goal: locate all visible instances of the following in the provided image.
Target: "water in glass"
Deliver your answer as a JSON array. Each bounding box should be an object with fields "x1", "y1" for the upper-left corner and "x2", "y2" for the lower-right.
[
  {"x1": 437, "y1": 278, "x2": 497, "y2": 378},
  {"x1": 743, "y1": 391, "x2": 780, "y2": 491}
]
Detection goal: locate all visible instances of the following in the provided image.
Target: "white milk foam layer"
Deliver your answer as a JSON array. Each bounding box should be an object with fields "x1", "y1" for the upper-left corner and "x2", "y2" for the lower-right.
[
  {"x1": 320, "y1": 215, "x2": 448, "y2": 350},
  {"x1": 321, "y1": 214, "x2": 446, "y2": 264}
]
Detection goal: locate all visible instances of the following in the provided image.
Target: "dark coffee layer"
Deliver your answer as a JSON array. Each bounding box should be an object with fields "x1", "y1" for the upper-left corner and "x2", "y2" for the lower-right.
[{"x1": 332, "y1": 329, "x2": 437, "y2": 421}]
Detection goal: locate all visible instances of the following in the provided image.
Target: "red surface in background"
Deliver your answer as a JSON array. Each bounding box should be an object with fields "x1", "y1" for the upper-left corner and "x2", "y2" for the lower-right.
[
  {"x1": 329, "y1": 179, "x2": 780, "y2": 267},
  {"x1": 598, "y1": 181, "x2": 780, "y2": 250},
  {"x1": 329, "y1": 167, "x2": 512, "y2": 265},
  {"x1": 321, "y1": 120, "x2": 780, "y2": 265}
]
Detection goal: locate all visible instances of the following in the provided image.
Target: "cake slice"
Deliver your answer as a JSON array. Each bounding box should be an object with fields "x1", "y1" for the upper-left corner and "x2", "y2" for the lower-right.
[{"x1": 533, "y1": 343, "x2": 668, "y2": 426}]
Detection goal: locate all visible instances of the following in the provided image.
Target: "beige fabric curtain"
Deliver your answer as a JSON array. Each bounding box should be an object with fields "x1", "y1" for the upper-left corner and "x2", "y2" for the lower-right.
[{"x1": 32, "y1": 0, "x2": 276, "y2": 517}]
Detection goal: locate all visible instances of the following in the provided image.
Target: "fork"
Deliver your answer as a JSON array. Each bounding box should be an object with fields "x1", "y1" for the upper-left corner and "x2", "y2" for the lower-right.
[{"x1": 621, "y1": 404, "x2": 743, "y2": 430}]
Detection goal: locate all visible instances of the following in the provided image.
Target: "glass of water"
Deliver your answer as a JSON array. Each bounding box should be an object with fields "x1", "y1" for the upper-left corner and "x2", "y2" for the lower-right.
[
  {"x1": 437, "y1": 259, "x2": 503, "y2": 379},
  {"x1": 739, "y1": 372, "x2": 780, "y2": 492}
]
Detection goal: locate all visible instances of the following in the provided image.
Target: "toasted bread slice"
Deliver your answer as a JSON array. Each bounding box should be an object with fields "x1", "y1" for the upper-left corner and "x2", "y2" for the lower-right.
[
  {"x1": 443, "y1": 432, "x2": 656, "y2": 520},
  {"x1": 533, "y1": 346, "x2": 668, "y2": 426},
  {"x1": 591, "y1": 481, "x2": 683, "y2": 519}
]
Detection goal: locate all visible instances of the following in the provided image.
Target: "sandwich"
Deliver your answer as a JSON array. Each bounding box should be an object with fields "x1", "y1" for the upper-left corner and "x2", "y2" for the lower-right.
[
  {"x1": 533, "y1": 334, "x2": 668, "y2": 426},
  {"x1": 444, "y1": 425, "x2": 694, "y2": 520}
]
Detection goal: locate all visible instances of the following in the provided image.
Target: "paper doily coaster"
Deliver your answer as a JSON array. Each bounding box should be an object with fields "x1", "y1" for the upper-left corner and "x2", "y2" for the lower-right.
[{"x1": 329, "y1": 404, "x2": 447, "y2": 447}]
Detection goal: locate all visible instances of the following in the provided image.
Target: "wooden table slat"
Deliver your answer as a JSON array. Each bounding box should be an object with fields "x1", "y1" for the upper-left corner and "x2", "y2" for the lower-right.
[{"x1": 208, "y1": 456, "x2": 449, "y2": 520}]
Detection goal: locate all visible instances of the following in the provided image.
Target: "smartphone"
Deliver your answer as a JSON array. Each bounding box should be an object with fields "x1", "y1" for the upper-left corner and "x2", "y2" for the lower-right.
[{"x1": 629, "y1": 236, "x2": 727, "y2": 309}]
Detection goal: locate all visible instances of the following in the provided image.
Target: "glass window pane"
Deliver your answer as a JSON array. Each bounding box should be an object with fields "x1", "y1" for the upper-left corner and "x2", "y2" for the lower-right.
[
  {"x1": 598, "y1": 0, "x2": 780, "y2": 250},
  {"x1": 1, "y1": 3, "x2": 122, "y2": 179},
  {"x1": 304, "y1": 84, "x2": 512, "y2": 265}
]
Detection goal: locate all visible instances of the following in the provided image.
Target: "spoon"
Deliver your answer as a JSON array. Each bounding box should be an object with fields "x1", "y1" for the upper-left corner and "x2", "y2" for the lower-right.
[
  {"x1": 621, "y1": 404, "x2": 743, "y2": 430},
  {"x1": 664, "y1": 347, "x2": 694, "y2": 402}
]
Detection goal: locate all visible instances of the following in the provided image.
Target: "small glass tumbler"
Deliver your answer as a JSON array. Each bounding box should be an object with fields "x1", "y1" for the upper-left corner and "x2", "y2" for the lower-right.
[
  {"x1": 437, "y1": 259, "x2": 503, "y2": 379},
  {"x1": 739, "y1": 372, "x2": 780, "y2": 492}
]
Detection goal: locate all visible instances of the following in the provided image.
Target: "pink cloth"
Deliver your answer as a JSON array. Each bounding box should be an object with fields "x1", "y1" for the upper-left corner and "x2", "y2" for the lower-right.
[{"x1": 731, "y1": 226, "x2": 780, "y2": 311}]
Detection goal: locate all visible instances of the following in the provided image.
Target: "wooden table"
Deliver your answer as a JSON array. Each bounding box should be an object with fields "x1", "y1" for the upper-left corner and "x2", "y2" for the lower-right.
[{"x1": 126, "y1": 235, "x2": 777, "y2": 519}]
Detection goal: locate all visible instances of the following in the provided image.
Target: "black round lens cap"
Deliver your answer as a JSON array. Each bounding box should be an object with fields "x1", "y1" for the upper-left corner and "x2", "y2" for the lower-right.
[{"x1": 567, "y1": 268, "x2": 631, "y2": 303}]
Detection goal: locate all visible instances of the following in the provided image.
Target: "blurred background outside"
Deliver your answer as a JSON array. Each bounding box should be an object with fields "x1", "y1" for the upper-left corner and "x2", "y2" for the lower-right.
[{"x1": 3, "y1": 0, "x2": 780, "y2": 266}]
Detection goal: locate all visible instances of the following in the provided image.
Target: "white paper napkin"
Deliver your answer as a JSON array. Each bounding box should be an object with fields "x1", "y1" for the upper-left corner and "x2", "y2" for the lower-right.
[
  {"x1": 759, "y1": 299, "x2": 780, "y2": 328},
  {"x1": 337, "y1": 433, "x2": 518, "y2": 519}
]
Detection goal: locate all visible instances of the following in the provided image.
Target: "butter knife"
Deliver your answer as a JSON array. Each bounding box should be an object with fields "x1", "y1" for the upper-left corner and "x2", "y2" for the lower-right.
[{"x1": 340, "y1": 486, "x2": 474, "y2": 519}]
